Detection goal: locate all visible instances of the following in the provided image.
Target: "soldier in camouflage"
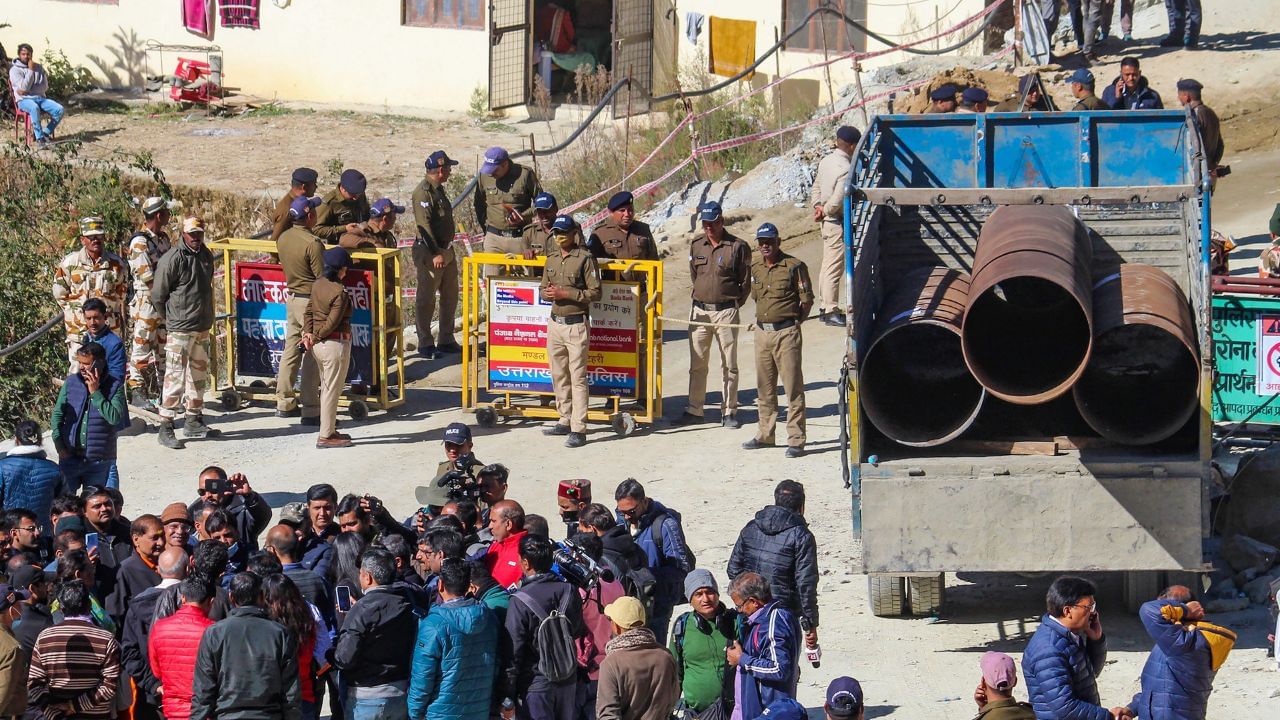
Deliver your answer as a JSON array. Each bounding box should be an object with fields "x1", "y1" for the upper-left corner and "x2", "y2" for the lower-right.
[
  {"x1": 52, "y1": 217, "x2": 129, "y2": 365},
  {"x1": 126, "y1": 197, "x2": 176, "y2": 407}
]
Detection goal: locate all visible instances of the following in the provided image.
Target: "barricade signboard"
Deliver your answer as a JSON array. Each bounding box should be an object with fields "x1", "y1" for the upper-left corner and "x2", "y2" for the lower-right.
[
  {"x1": 1212, "y1": 295, "x2": 1280, "y2": 424},
  {"x1": 234, "y1": 262, "x2": 375, "y2": 384},
  {"x1": 486, "y1": 277, "x2": 639, "y2": 398}
]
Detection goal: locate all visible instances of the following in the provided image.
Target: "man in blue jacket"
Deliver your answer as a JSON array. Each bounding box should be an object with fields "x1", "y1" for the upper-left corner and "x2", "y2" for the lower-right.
[
  {"x1": 81, "y1": 298, "x2": 127, "y2": 384},
  {"x1": 408, "y1": 558, "x2": 498, "y2": 720},
  {"x1": 614, "y1": 479, "x2": 693, "y2": 643},
  {"x1": 726, "y1": 572, "x2": 798, "y2": 720},
  {"x1": 1125, "y1": 586, "x2": 1224, "y2": 720},
  {"x1": 1101, "y1": 57, "x2": 1164, "y2": 110},
  {"x1": 1022, "y1": 576, "x2": 1129, "y2": 720}
]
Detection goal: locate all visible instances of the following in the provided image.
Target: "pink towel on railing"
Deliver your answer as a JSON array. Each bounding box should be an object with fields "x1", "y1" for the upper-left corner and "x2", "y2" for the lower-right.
[
  {"x1": 219, "y1": 0, "x2": 261, "y2": 30},
  {"x1": 183, "y1": 0, "x2": 210, "y2": 36}
]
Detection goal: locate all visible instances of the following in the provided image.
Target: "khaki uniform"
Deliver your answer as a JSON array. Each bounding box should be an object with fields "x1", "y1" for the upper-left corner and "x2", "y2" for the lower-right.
[
  {"x1": 474, "y1": 163, "x2": 541, "y2": 275},
  {"x1": 1073, "y1": 93, "x2": 1108, "y2": 111},
  {"x1": 749, "y1": 252, "x2": 813, "y2": 447},
  {"x1": 541, "y1": 246, "x2": 602, "y2": 433},
  {"x1": 340, "y1": 223, "x2": 402, "y2": 354},
  {"x1": 313, "y1": 188, "x2": 371, "y2": 244},
  {"x1": 1189, "y1": 101, "x2": 1224, "y2": 168},
  {"x1": 275, "y1": 226, "x2": 325, "y2": 417},
  {"x1": 687, "y1": 233, "x2": 752, "y2": 419},
  {"x1": 811, "y1": 147, "x2": 852, "y2": 315},
  {"x1": 1260, "y1": 244, "x2": 1280, "y2": 279},
  {"x1": 52, "y1": 248, "x2": 129, "y2": 363},
  {"x1": 306, "y1": 276, "x2": 354, "y2": 440},
  {"x1": 587, "y1": 217, "x2": 658, "y2": 399},
  {"x1": 411, "y1": 176, "x2": 459, "y2": 348},
  {"x1": 268, "y1": 190, "x2": 296, "y2": 242},
  {"x1": 126, "y1": 227, "x2": 173, "y2": 391}
]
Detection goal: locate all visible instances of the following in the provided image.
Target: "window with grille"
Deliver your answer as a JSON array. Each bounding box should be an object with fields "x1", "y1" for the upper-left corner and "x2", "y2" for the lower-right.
[
  {"x1": 404, "y1": 0, "x2": 486, "y2": 30},
  {"x1": 784, "y1": 0, "x2": 867, "y2": 53}
]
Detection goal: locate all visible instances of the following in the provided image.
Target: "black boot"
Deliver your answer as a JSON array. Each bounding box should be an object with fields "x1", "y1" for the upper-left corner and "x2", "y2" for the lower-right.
[{"x1": 158, "y1": 421, "x2": 184, "y2": 449}]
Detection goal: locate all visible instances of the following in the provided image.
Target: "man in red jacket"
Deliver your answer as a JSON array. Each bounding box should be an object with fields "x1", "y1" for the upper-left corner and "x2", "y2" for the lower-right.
[
  {"x1": 483, "y1": 500, "x2": 528, "y2": 591},
  {"x1": 149, "y1": 575, "x2": 216, "y2": 720}
]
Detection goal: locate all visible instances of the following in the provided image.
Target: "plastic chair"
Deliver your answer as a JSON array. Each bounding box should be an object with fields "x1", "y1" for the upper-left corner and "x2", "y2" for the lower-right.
[{"x1": 11, "y1": 95, "x2": 34, "y2": 146}]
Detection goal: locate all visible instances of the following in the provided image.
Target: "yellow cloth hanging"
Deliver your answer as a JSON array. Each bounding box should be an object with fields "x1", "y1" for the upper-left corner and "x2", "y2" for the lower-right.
[{"x1": 708, "y1": 17, "x2": 756, "y2": 80}]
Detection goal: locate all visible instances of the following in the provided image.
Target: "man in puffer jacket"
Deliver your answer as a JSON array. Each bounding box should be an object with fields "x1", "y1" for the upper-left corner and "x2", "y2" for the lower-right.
[
  {"x1": 727, "y1": 480, "x2": 818, "y2": 648},
  {"x1": 1022, "y1": 576, "x2": 1128, "y2": 720},
  {"x1": 0, "y1": 420, "x2": 65, "y2": 533},
  {"x1": 409, "y1": 558, "x2": 498, "y2": 720},
  {"x1": 1125, "y1": 586, "x2": 1231, "y2": 720},
  {"x1": 150, "y1": 575, "x2": 216, "y2": 720}
]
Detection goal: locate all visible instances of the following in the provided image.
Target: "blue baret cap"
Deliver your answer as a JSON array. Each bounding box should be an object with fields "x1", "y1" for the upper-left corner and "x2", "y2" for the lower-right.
[
  {"x1": 607, "y1": 191, "x2": 634, "y2": 211},
  {"x1": 550, "y1": 215, "x2": 578, "y2": 234},
  {"x1": 339, "y1": 169, "x2": 367, "y2": 195},
  {"x1": 1067, "y1": 68, "x2": 1095, "y2": 85},
  {"x1": 369, "y1": 198, "x2": 405, "y2": 218},
  {"x1": 698, "y1": 201, "x2": 723, "y2": 223},
  {"x1": 322, "y1": 247, "x2": 351, "y2": 269},
  {"x1": 288, "y1": 195, "x2": 323, "y2": 219},
  {"x1": 755, "y1": 222, "x2": 780, "y2": 240},
  {"x1": 425, "y1": 150, "x2": 460, "y2": 170},
  {"x1": 930, "y1": 84, "x2": 959, "y2": 101},
  {"x1": 291, "y1": 167, "x2": 318, "y2": 185},
  {"x1": 836, "y1": 125, "x2": 860, "y2": 144},
  {"x1": 962, "y1": 87, "x2": 988, "y2": 104},
  {"x1": 1176, "y1": 78, "x2": 1203, "y2": 92},
  {"x1": 533, "y1": 192, "x2": 558, "y2": 210}
]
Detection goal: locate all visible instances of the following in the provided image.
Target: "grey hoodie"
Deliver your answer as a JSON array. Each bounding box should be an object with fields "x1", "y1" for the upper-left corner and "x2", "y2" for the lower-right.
[{"x1": 9, "y1": 59, "x2": 49, "y2": 100}]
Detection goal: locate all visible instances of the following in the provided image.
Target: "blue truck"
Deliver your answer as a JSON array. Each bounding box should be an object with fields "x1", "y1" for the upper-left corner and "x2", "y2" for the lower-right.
[{"x1": 840, "y1": 110, "x2": 1215, "y2": 615}]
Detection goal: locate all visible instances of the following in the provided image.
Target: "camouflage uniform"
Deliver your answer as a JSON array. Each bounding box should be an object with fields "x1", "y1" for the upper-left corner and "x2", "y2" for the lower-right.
[
  {"x1": 159, "y1": 331, "x2": 211, "y2": 419},
  {"x1": 126, "y1": 227, "x2": 173, "y2": 392},
  {"x1": 52, "y1": 247, "x2": 129, "y2": 363}
]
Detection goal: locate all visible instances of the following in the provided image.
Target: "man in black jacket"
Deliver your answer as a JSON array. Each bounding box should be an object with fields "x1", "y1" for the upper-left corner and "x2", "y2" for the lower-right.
[
  {"x1": 333, "y1": 548, "x2": 418, "y2": 719},
  {"x1": 191, "y1": 572, "x2": 300, "y2": 720},
  {"x1": 727, "y1": 480, "x2": 819, "y2": 649},
  {"x1": 121, "y1": 546, "x2": 186, "y2": 720},
  {"x1": 83, "y1": 487, "x2": 134, "y2": 602},
  {"x1": 9, "y1": 563, "x2": 53, "y2": 654},
  {"x1": 106, "y1": 514, "x2": 164, "y2": 626},
  {"x1": 502, "y1": 534, "x2": 589, "y2": 720},
  {"x1": 192, "y1": 467, "x2": 273, "y2": 550}
]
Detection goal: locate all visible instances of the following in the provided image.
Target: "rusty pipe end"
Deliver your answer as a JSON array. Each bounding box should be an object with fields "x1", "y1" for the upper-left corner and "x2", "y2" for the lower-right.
[{"x1": 862, "y1": 267, "x2": 986, "y2": 446}]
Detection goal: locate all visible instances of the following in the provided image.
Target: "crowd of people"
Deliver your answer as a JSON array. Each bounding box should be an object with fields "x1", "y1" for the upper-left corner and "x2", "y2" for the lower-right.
[{"x1": 0, "y1": 415, "x2": 1255, "y2": 719}]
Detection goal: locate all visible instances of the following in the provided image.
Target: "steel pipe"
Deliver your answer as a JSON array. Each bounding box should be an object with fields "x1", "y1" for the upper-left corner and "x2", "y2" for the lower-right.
[
  {"x1": 862, "y1": 267, "x2": 985, "y2": 446},
  {"x1": 963, "y1": 206, "x2": 1094, "y2": 404},
  {"x1": 1074, "y1": 264, "x2": 1200, "y2": 445}
]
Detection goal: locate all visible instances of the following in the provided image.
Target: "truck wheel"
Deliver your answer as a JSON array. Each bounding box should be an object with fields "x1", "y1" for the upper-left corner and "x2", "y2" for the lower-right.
[
  {"x1": 868, "y1": 575, "x2": 906, "y2": 617},
  {"x1": 1123, "y1": 571, "x2": 1161, "y2": 613},
  {"x1": 907, "y1": 574, "x2": 946, "y2": 616}
]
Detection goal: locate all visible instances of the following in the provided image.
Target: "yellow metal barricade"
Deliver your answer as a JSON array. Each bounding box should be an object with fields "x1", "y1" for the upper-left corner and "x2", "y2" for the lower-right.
[
  {"x1": 208, "y1": 238, "x2": 405, "y2": 419},
  {"x1": 460, "y1": 253, "x2": 662, "y2": 436}
]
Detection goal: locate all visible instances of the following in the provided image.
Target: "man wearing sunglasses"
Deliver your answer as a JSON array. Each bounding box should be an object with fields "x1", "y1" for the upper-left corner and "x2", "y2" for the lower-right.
[{"x1": 1022, "y1": 576, "x2": 1130, "y2": 720}]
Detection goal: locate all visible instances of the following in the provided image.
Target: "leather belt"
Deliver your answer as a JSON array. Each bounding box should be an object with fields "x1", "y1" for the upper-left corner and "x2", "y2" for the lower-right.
[
  {"x1": 693, "y1": 300, "x2": 736, "y2": 311},
  {"x1": 291, "y1": 293, "x2": 309, "y2": 299},
  {"x1": 486, "y1": 226, "x2": 523, "y2": 237},
  {"x1": 549, "y1": 314, "x2": 587, "y2": 325},
  {"x1": 324, "y1": 332, "x2": 352, "y2": 341},
  {"x1": 758, "y1": 318, "x2": 797, "y2": 331}
]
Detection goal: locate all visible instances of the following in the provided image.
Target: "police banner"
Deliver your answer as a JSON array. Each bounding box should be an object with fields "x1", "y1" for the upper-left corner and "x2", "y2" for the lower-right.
[
  {"x1": 487, "y1": 278, "x2": 639, "y2": 397},
  {"x1": 234, "y1": 262, "x2": 375, "y2": 384}
]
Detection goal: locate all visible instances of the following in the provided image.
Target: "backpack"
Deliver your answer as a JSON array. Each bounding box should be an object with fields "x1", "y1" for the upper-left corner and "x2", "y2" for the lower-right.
[
  {"x1": 651, "y1": 513, "x2": 696, "y2": 576},
  {"x1": 512, "y1": 588, "x2": 579, "y2": 684},
  {"x1": 604, "y1": 548, "x2": 660, "y2": 617}
]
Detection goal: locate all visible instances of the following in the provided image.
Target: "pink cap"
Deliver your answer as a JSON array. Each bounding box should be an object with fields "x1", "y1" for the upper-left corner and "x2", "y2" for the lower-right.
[{"x1": 980, "y1": 651, "x2": 1017, "y2": 691}]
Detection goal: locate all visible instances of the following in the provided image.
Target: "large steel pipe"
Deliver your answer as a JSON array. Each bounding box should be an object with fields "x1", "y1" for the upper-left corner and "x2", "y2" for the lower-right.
[
  {"x1": 862, "y1": 267, "x2": 985, "y2": 446},
  {"x1": 963, "y1": 206, "x2": 1093, "y2": 404},
  {"x1": 1073, "y1": 264, "x2": 1199, "y2": 445}
]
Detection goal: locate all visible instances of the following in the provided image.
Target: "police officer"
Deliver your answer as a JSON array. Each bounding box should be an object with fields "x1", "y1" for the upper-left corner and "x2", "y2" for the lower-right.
[
  {"x1": 926, "y1": 84, "x2": 958, "y2": 113},
  {"x1": 811, "y1": 126, "x2": 859, "y2": 327},
  {"x1": 270, "y1": 167, "x2": 318, "y2": 242},
  {"x1": 522, "y1": 192, "x2": 558, "y2": 260},
  {"x1": 313, "y1": 169, "x2": 372, "y2": 244},
  {"x1": 433, "y1": 421, "x2": 486, "y2": 486},
  {"x1": 275, "y1": 196, "x2": 325, "y2": 423},
  {"x1": 1067, "y1": 69, "x2": 1107, "y2": 110},
  {"x1": 412, "y1": 151, "x2": 462, "y2": 359},
  {"x1": 541, "y1": 216, "x2": 602, "y2": 448},
  {"x1": 676, "y1": 201, "x2": 751, "y2": 428},
  {"x1": 742, "y1": 223, "x2": 813, "y2": 458},
  {"x1": 126, "y1": 197, "x2": 175, "y2": 406},
  {"x1": 586, "y1": 191, "x2": 658, "y2": 266},
  {"x1": 53, "y1": 217, "x2": 129, "y2": 366},
  {"x1": 475, "y1": 146, "x2": 542, "y2": 276},
  {"x1": 1176, "y1": 79, "x2": 1223, "y2": 180},
  {"x1": 957, "y1": 87, "x2": 989, "y2": 113},
  {"x1": 341, "y1": 198, "x2": 406, "y2": 360}
]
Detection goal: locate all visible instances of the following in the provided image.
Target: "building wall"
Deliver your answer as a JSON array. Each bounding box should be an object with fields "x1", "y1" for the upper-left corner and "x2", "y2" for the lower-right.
[{"x1": 11, "y1": 0, "x2": 990, "y2": 112}]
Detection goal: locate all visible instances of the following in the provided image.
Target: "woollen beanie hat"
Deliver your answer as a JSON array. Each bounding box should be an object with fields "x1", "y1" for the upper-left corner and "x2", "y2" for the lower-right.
[{"x1": 684, "y1": 568, "x2": 718, "y2": 601}]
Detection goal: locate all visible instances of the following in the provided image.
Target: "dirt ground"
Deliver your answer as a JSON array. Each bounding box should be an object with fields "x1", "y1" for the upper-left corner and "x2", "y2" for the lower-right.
[{"x1": 16, "y1": 1, "x2": 1280, "y2": 716}]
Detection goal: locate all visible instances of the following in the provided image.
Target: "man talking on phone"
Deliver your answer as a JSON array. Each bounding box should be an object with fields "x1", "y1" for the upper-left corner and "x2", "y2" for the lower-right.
[
  {"x1": 51, "y1": 342, "x2": 128, "y2": 494},
  {"x1": 1022, "y1": 576, "x2": 1130, "y2": 720}
]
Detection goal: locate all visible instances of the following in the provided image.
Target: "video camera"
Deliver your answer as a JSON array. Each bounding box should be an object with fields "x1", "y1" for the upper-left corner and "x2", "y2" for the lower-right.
[
  {"x1": 437, "y1": 453, "x2": 482, "y2": 502},
  {"x1": 553, "y1": 538, "x2": 604, "y2": 590}
]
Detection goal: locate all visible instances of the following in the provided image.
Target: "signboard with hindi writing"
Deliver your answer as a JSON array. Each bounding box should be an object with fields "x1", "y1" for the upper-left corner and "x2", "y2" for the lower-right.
[
  {"x1": 487, "y1": 278, "x2": 639, "y2": 397},
  {"x1": 1211, "y1": 295, "x2": 1280, "y2": 424},
  {"x1": 234, "y1": 262, "x2": 375, "y2": 384}
]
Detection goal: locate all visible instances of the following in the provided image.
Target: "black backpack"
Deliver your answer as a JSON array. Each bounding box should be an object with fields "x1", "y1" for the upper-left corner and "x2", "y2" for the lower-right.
[
  {"x1": 652, "y1": 513, "x2": 696, "y2": 576},
  {"x1": 604, "y1": 548, "x2": 660, "y2": 617},
  {"x1": 512, "y1": 589, "x2": 578, "y2": 684}
]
